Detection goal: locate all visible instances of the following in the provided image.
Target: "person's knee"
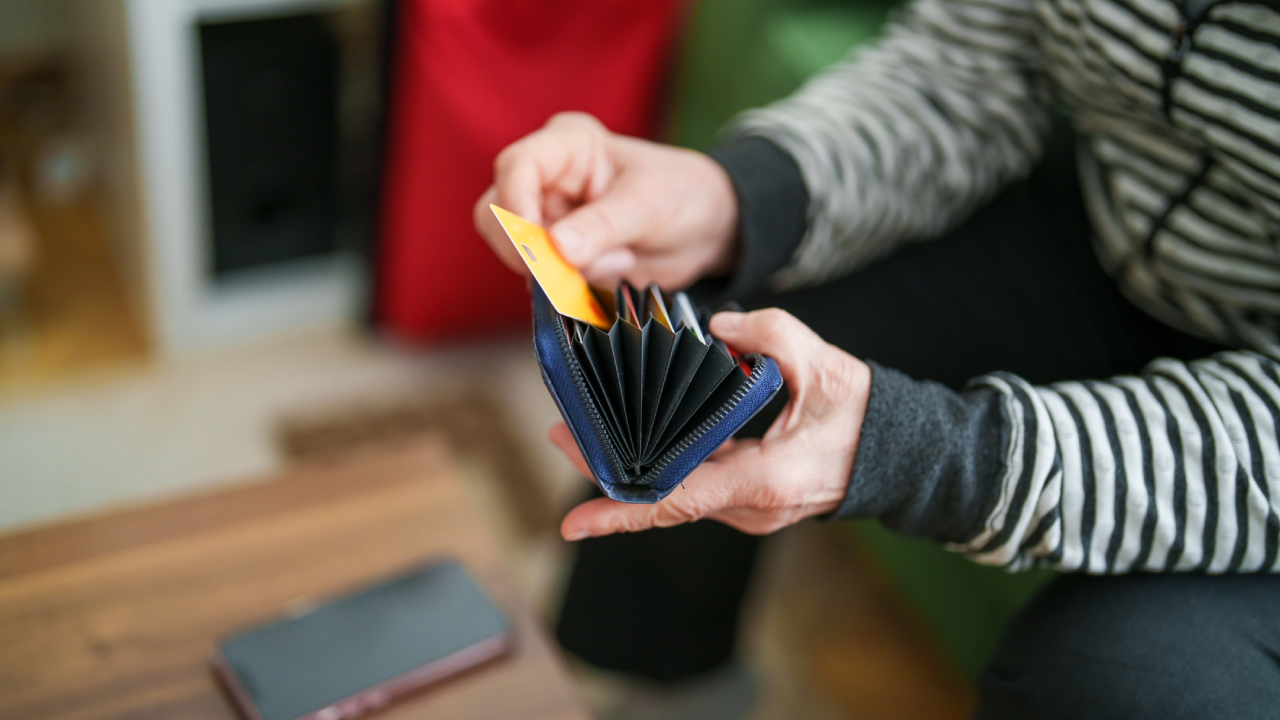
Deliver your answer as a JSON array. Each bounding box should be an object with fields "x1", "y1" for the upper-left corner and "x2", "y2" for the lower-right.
[{"x1": 975, "y1": 573, "x2": 1280, "y2": 720}]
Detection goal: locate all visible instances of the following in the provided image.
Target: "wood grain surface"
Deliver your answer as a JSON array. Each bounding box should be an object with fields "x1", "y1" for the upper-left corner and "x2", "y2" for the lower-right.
[{"x1": 0, "y1": 438, "x2": 589, "y2": 720}]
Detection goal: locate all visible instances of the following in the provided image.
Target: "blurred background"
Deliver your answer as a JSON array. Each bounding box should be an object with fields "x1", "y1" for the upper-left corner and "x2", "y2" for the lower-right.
[{"x1": 0, "y1": 1, "x2": 1047, "y2": 718}]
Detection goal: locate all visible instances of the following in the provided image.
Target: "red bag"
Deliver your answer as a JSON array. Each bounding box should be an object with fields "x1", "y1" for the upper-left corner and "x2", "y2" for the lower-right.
[{"x1": 377, "y1": 0, "x2": 683, "y2": 341}]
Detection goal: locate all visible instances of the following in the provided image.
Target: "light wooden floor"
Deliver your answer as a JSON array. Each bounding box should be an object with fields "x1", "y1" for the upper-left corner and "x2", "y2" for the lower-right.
[
  {"x1": 750, "y1": 524, "x2": 976, "y2": 720},
  {"x1": 270, "y1": 377, "x2": 978, "y2": 720},
  {"x1": 0, "y1": 191, "x2": 148, "y2": 396}
]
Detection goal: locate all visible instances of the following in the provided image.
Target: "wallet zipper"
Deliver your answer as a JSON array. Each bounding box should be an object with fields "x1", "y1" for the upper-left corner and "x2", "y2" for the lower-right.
[
  {"x1": 553, "y1": 314, "x2": 631, "y2": 482},
  {"x1": 637, "y1": 354, "x2": 765, "y2": 484},
  {"x1": 556, "y1": 313, "x2": 767, "y2": 486}
]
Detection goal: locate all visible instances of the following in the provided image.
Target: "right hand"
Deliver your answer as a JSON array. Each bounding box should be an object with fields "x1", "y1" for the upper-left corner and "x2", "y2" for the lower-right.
[
  {"x1": 473, "y1": 112, "x2": 740, "y2": 289},
  {"x1": 551, "y1": 308, "x2": 871, "y2": 540}
]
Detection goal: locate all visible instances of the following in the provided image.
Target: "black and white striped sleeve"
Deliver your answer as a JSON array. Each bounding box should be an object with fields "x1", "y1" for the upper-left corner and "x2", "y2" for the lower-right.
[
  {"x1": 725, "y1": 0, "x2": 1053, "y2": 290},
  {"x1": 841, "y1": 353, "x2": 1280, "y2": 573}
]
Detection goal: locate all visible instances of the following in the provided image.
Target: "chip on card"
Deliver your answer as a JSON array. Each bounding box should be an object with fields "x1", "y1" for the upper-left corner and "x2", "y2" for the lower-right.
[{"x1": 490, "y1": 204, "x2": 611, "y2": 328}]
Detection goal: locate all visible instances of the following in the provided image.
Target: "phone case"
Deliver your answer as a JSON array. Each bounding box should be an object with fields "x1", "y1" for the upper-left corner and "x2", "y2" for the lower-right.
[
  {"x1": 533, "y1": 283, "x2": 783, "y2": 504},
  {"x1": 210, "y1": 560, "x2": 510, "y2": 720}
]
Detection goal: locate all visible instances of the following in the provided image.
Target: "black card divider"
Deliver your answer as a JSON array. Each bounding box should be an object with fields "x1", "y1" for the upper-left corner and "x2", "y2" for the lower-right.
[
  {"x1": 566, "y1": 284, "x2": 754, "y2": 477},
  {"x1": 648, "y1": 341, "x2": 737, "y2": 462},
  {"x1": 583, "y1": 324, "x2": 634, "y2": 462},
  {"x1": 644, "y1": 328, "x2": 711, "y2": 461},
  {"x1": 640, "y1": 320, "x2": 676, "y2": 454},
  {"x1": 610, "y1": 319, "x2": 645, "y2": 470},
  {"x1": 658, "y1": 362, "x2": 750, "y2": 454},
  {"x1": 572, "y1": 337, "x2": 634, "y2": 465}
]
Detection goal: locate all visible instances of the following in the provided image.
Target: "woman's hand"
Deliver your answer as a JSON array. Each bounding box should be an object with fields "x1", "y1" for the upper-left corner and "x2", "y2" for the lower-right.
[
  {"x1": 550, "y1": 309, "x2": 872, "y2": 539},
  {"x1": 473, "y1": 112, "x2": 740, "y2": 289}
]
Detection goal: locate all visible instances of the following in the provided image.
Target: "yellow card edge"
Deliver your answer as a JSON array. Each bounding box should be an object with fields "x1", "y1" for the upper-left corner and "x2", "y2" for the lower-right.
[{"x1": 489, "y1": 204, "x2": 611, "y2": 328}]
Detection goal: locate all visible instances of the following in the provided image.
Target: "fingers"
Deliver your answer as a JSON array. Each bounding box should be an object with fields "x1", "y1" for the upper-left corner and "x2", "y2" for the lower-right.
[
  {"x1": 709, "y1": 309, "x2": 827, "y2": 388},
  {"x1": 560, "y1": 494, "x2": 705, "y2": 541},
  {"x1": 483, "y1": 111, "x2": 649, "y2": 279},
  {"x1": 479, "y1": 111, "x2": 740, "y2": 289},
  {"x1": 708, "y1": 309, "x2": 850, "y2": 438},
  {"x1": 710, "y1": 436, "x2": 739, "y2": 458},
  {"x1": 579, "y1": 248, "x2": 637, "y2": 287},
  {"x1": 548, "y1": 192, "x2": 651, "y2": 271},
  {"x1": 559, "y1": 442, "x2": 759, "y2": 540},
  {"x1": 473, "y1": 187, "x2": 530, "y2": 275},
  {"x1": 710, "y1": 308, "x2": 871, "y2": 438},
  {"x1": 492, "y1": 112, "x2": 612, "y2": 225}
]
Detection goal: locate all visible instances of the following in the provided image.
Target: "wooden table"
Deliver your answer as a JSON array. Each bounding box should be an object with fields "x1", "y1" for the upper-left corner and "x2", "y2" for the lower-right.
[{"x1": 0, "y1": 438, "x2": 590, "y2": 720}]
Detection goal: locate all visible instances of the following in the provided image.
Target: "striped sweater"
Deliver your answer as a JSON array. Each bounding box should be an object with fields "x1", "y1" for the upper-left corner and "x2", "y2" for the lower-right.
[{"x1": 721, "y1": 0, "x2": 1280, "y2": 572}]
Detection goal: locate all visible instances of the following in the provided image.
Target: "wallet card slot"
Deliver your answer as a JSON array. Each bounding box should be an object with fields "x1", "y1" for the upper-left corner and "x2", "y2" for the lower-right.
[
  {"x1": 646, "y1": 327, "x2": 710, "y2": 459},
  {"x1": 671, "y1": 293, "x2": 705, "y2": 344},
  {"x1": 583, "y1": 324, "x2": 635, "y2": 461},
  {"x1": 542, "y1": 280, "x2": 779, "y2": 494},
  {"x1": 639, "y1": 353, "x2": 769, "y2": 483},
  {"x1": 616, "y1": 285, "x2": 639, "y2": 326},
  {"x1": 640, "y1": 319, "x2": 676, "y2": 458},
  {"x1": 591, "y1": 286, "x2": 617, "y2": 320},
  {"x1": 542, "y1": 292, "x2": 633, "y2": 487},
  {"x1": 644, "y1": 285, "x2": 673, "y2": 331},
  {"x1": 648, "y1": 342, "x2": 737, "y2": 463},
  {"x1": 573, "y1": 336, "x2": 635, "y2": 464},
  {"x1": 610, "y1": 318, "x2": 645, "y2": 469},
  {"x1": 654, "y1": 364, "x2": 749, "y2": 459}
]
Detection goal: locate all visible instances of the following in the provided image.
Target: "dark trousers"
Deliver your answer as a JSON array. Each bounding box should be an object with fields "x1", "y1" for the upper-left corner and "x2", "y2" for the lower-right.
[{"x1": 555, "y1": 130, "x2": 1280, "y2": 717}]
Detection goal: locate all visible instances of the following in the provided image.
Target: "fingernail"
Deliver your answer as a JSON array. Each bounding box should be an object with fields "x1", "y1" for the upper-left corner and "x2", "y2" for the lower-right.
[
  {"x1": 552, "y1": 226, "x2": 582, "y2": 258},
  {"x1": 564, "y1": 530, "x2": 589, "y2": 542},
  {"x1": 711, "y1": 312, "x2": 743, "y2": 333}
]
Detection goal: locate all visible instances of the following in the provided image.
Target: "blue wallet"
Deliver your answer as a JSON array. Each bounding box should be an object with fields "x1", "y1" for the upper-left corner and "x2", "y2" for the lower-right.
[{"x1": 532, "y1": 282, "x2": 783, "y2": 504}]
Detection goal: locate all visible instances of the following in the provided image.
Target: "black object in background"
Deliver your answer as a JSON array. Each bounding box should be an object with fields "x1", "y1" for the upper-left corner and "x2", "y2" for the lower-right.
[
  {"x1": 557, "y1": 510, "x2": 761, "y2": 683},
  {"x1": 213, "y1": 560, "x2": 510, "y2": 720},
  {"x1": 199, "y1": 14, "x2": 338, "y2": 277}
]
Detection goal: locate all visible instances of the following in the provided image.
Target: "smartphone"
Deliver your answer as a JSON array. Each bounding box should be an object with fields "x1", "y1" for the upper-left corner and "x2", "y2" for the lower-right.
[{"x1": 212, "y1": 560, "x2": 511, "y2": 720}]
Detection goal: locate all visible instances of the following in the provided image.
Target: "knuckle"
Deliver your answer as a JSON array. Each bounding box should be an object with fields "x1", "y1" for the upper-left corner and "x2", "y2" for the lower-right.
[
  {"x1": 654, "y1": 498, "x2": 701, "y2": 528},
  {"x1": 494, "y1": 142, "x2": 525, "y2": 173},
  {"x1": 758, "y1": 483, "x2": 791, "y2": 511},
  {"x1": 752, "y1": 308, "x2": 792, "y2": 343},
  {"x1": 832, "y1": 355, "x2": 865, "y2": 394},
  {"x1": 572, "y1": 208, "x2": 618, "y2": 247},
  {"x1": 619, "y1": 513, "x2": 652, "y2": 534},
  {"x1": 740, "y1": 473, "x2": 794, "y2": 511}
]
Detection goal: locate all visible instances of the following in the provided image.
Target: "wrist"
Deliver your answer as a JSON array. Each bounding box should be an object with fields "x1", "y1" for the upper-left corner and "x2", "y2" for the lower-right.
[
  {"x1": 800, "y1": 353, "x2": 872, "y2": 521},
  {"x1": 843, "y1": 355, "x2": 873, "y2": 475},
  {"x1": 691, "y1": 149, "x2": 741, "y2": 277},
  {"x1": 708, "y1": 137, "x2": 808, "y2": 299}
]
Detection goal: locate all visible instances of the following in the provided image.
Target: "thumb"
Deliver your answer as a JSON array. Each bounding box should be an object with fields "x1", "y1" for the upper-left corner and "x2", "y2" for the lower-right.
[
  {"x1": 709, "y1": 308, "x2": 825, "y2": 384},
  {"x1": 549, "y1": 192, "x2": 652, "y2": 270},
  {"x1": 560, "y1": 460, "x2": 741, "y2": 540}
]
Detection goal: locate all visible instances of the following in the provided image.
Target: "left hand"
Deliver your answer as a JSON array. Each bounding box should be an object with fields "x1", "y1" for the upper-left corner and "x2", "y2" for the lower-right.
[{"x1": 550, "y1": 308, "x2": 873, "y2": 540}]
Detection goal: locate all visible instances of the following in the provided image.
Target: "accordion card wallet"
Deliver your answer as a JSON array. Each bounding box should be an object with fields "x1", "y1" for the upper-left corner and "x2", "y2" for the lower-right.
[{"x1": 492, "y1": 205, "x2": 783, "y2": 504}]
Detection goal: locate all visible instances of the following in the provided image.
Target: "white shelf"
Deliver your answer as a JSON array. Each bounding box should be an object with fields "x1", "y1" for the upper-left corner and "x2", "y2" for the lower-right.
[{"x1": 125, "y1": 0, "x2": 367, "y2": 356}]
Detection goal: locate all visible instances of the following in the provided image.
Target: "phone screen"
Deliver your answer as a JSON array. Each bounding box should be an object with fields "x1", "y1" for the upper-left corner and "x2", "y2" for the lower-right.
[{"x1": 217, "y1": 561, "x2": 509, "y2": 720}]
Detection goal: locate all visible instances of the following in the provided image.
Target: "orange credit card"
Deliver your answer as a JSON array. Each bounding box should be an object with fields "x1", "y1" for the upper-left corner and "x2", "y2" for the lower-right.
[{"x1": 490, "y1": 204, "x2": 611, "y2": 328}]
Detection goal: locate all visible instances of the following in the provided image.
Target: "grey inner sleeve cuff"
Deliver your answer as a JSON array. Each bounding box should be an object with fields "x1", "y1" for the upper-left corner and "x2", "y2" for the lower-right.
[
  {"x1": 832, "y1": 361, "x2": 1011, "y2": 544},
  {"x1": 708, "y1": 137, "x2": 809, "y2": 301}
]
